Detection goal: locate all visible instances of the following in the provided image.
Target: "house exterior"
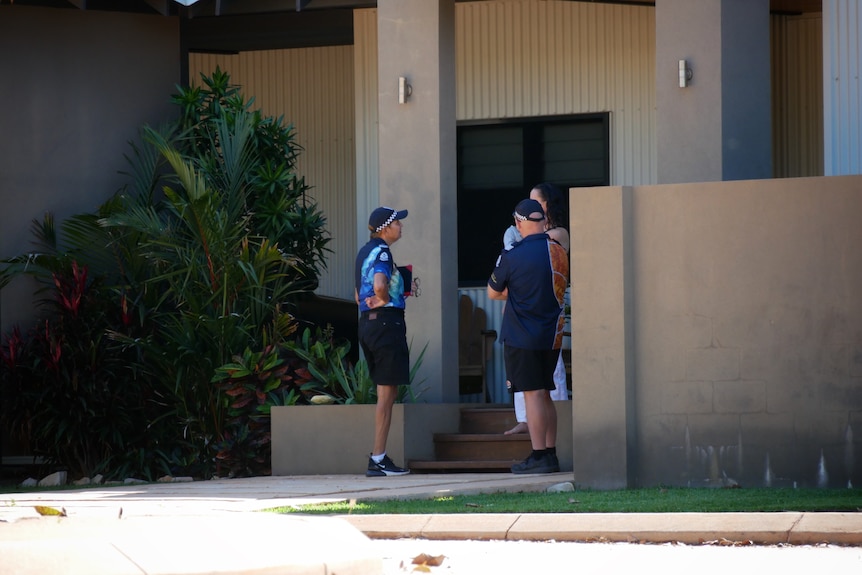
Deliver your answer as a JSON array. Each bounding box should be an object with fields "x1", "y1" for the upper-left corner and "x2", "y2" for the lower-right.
[{"x1": 2, "y1": 0, "x2": 860, "y2": 488}]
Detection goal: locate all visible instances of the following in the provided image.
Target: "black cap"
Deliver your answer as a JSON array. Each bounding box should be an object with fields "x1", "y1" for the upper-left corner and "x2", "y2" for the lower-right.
[
  {"x1": 513, "y1": 198, "x2": 545, "y2": 222},
  {"x1": 368, "y1": 206, "x2": 408, "y2": 232}
]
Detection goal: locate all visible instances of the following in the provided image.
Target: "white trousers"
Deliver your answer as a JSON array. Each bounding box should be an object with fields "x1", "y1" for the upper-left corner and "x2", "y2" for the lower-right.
[{"x1": 513, "y1": 352, "x2": 568, "y2": 423}]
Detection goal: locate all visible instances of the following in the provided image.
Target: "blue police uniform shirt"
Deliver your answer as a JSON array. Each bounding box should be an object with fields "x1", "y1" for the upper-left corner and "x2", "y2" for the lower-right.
[{"x1": 355, "y1": 237, "x2": 406, "y2": 313}]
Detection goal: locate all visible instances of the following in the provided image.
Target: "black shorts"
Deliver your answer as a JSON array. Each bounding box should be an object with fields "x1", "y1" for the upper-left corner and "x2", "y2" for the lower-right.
[
  {"x1": 504, "y1": 346, "x2": 558, "y2": 393},
  {"x1": 358, "y1": 308, "x2": 410, "y2": 386}
]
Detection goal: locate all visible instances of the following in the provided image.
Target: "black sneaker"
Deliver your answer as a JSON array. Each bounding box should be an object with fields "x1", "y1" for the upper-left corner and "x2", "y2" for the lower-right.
[
  {"x1": 511, "y1": 452, "x2": 557, "y2": 474},
  {"x1": 367, "y1": 454, "x2": 410, "y2": 477}
]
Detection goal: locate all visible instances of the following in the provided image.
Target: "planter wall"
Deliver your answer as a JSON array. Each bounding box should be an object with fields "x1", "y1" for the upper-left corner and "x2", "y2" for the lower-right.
[
  {"x1": 272, "y1": 403, "x2": 462, "y2": 475},
  {"x1": 271, "y1": 401, "x2": 574, "y2": 476}
]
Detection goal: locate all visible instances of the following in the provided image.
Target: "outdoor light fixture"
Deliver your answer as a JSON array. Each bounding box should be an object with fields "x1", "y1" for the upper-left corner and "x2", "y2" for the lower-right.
[
  {"x1": 679, "y1": 59, "x2": 693, "y2": 88},
  {"x1": 174, "y1": 0, "x2": 202, "y2": 5},
  {"x1": 398, "y1": 76, "x2": 413, "y2": 104}
]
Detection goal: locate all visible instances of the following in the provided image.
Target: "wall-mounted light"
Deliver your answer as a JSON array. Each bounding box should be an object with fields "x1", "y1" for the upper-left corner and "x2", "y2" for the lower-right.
[
  {"x1": 398, "y1": 76, "x2": 413, "y2": 104},
  {"x1": 679, "y1": 59, "x2": 693, "y2": 88}
]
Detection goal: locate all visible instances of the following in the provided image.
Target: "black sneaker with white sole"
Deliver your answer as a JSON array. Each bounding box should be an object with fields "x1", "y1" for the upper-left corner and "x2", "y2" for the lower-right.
[
  {"x1": 366, "y1": 454, "x2": 410, "y2": 477},
  {"x1": 511, "y1": 452, "x2": 557, "y2": 474}
]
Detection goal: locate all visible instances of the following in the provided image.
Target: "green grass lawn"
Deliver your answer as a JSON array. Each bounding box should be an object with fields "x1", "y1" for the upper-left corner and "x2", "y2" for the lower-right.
[{"x1": 273, "y1": 487, "x2": 862, "y2": 515}]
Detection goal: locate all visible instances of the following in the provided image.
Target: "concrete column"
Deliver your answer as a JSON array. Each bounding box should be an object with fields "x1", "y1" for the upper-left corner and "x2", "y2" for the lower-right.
[
  {"x1": 656, "y1": 0, "x2": 771, "y2": 183},
  {"x1": 377, "y1": 0, "x2": 458, "y2": 402},
  {"x1": 823, "y1": 0, "x2": 862, "y2": 175},
  {"x1": 569, "y1": 187, "x2": 636, "y2": 489}
]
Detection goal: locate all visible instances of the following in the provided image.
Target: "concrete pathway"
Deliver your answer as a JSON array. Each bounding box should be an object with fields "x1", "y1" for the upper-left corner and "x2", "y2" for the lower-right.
[{"x1": 1, "y1": 472, "x2": 860, "y2": 574}]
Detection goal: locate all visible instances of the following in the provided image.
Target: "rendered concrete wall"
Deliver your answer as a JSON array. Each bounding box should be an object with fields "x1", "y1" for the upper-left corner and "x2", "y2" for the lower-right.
[
  {"x1": 271, "y1": 401, "x2": 573, "y2": 475},
  {"x1": 655, "y1": 0, "x2": 771, "y2": 184},
  {"x1": 273, "y1": 404, "x2": 411, "y2": 476},
  {"x1": 569, "y1": 188, "x2": 636, "y2": 489},
  {"x1": 570, "y1": 175, "x2": 862, "y2": 488},
  {"x1": 0, "y1": 7, "x2": 180, "y2": 332},
  {"x1": 376, "y1": 0, "x2": 460, "y2": 403}
]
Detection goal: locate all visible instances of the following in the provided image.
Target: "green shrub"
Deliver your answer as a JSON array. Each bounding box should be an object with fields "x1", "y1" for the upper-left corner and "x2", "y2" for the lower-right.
[
  {"x1": 0, "y1": 69, "x2": 332, "y2": 480},
  {"x1": 0, "y1": 245, "x2": 166, "y2": 480},
  {"x1": 210, "y1": 343, "x2": 307, "y2": 477},
  {"x1": 285, "y1": 327, "x2": 429, "y2": 405},
  {"x1": 285, "y1": 326, "x2": 376, "y2": 405}
]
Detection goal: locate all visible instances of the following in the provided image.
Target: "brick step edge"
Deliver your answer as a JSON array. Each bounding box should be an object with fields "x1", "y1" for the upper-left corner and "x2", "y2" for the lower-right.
[
  {"x1": 458, "y1": 406, "x2": 514, "y2": 413},
  {"x1": 408, "y1": 459, "x2": 519, "y2": 471},
  {"x1": 433, "y1": 433, "x2": 531, "y2": 442}
]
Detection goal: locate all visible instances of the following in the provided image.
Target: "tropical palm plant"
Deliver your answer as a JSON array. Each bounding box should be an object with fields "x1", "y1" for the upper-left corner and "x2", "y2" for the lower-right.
[{"x1": 104, "y1": 113, "x2": 312, "y2": 473}]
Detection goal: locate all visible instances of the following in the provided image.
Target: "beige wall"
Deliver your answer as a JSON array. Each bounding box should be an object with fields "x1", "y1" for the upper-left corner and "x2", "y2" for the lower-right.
[
  {"x1": 0, "y1": 7, "x2": 180, "y2": 332},
  {"x1": 570, "y1": 175, "x2": 862, "y2": 488},
  {"x1": 271, "y1": 401, "x2": 573, "y2": 475},
  {"x1": 655, "y1": 0, "x2": 772, "y2": 183}
]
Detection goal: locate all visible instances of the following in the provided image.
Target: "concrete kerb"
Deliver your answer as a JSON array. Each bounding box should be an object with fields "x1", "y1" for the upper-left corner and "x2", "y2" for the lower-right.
[
  {"x1": 341, "y1": 511, "x2": 862, "y2": 546},
  {"x1": 790, "y1": 513, "x2": 862, "y2": 546},
  {"x1": 506, "y1": 512, "x2": 803, "y2": 545}
]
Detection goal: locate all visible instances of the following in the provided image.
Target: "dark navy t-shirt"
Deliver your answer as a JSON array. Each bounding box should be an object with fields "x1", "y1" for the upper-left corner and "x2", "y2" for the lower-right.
[{"x1": 488, "y1": 233, "x2": 568, "y2": 350}]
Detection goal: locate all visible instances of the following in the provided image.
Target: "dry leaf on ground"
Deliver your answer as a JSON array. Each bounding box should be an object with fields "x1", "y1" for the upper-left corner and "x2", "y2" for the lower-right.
[
  {"x1": 34, "y1": 506, "x2": 66, "y2": 517},
  {"x1": 412, "y1": 553, "x2": 446, "y2": 567}
]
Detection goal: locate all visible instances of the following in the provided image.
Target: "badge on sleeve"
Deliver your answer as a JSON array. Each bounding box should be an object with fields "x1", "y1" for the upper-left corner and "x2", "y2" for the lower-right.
[{"x1": 380, "y1": 251, "x2": 389, "y2": 262}]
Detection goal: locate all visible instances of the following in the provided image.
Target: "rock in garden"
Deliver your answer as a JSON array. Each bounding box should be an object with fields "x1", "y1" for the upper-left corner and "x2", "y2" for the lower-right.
[
  {"x1": 38, "y1": 471, "x2": 67, "y2": 487},
  {"x1": 546, "y1": 481, "x2": 575, "y2": 493}
]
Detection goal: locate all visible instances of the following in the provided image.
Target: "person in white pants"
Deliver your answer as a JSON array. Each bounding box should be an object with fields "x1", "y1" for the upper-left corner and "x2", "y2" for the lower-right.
[{"x1": 502, "y1": 183, "x2": 570, "y2": 435}]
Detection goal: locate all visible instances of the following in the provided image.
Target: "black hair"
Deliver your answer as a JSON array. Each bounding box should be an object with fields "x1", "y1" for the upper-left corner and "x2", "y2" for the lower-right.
[{"x1": 532, "y1": 182, "x2": 567, "y2": 229}]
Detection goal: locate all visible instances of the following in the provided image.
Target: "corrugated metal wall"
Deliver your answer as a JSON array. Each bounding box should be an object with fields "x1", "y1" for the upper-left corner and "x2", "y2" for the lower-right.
[
  {"x1": 772, "y1": 13, "x2": 824, "y2": 177},
  {"x1": 353, "y1": 9, "x2": 379, "y2": 255},
  {"x1": 189, "y1": 48, "x2": 356, "y2": 300},
  {"x1": 823, "y1": 0, "x2": 862, "y2": 175},
  {"x1": 455, "y1": 1, "x2": 656, "y2": 186}
]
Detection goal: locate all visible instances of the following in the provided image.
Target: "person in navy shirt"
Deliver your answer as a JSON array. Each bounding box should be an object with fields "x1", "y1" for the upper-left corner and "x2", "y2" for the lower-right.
[
  {"x1": 488, "y1": 198, "x2": 569, "y2": 474},
  {"x1": 503, "y1": 183, "x2": 570, "y2": 435},
  {"x1": 355, "y1": 206, "x2": 411, "y2": 476}
]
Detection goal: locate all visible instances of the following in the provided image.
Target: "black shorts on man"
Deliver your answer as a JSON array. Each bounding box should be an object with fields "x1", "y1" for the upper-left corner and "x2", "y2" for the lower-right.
[
  {"x1": 359, "y1": 308, "x2": 409, "y2": 386},
  {"x1": 503, "y1": 346, "x2": 558, "y2": 393}
]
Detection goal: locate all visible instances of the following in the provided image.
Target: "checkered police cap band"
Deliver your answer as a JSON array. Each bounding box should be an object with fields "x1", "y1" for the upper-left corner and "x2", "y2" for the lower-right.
[
  {"x1": 375, "y1": 209, "x2": 398, "y2": 232},
  {"x1": 513, "y1": 198, "x2": 545, "y2": 222},
  {"x1": 368, "y1": 206, "x2": 408, "y2": 232}
]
